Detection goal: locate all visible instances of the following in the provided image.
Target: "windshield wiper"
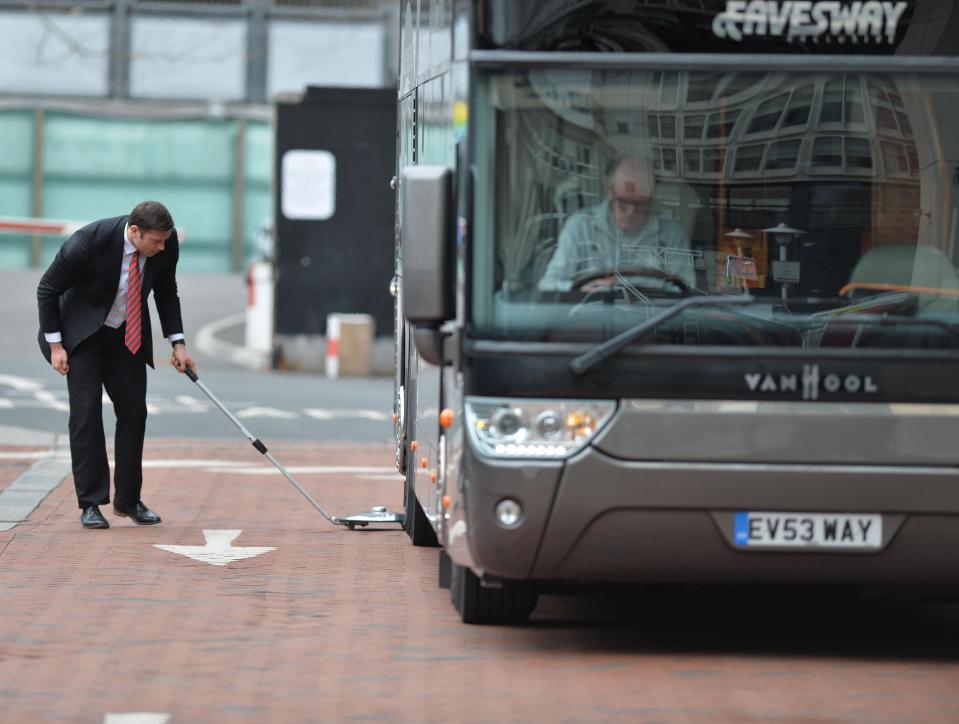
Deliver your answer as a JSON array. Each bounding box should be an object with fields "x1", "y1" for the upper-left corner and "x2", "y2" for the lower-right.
[{"x1": 569, "y1": 295, "x2": 754, "y2": 376}]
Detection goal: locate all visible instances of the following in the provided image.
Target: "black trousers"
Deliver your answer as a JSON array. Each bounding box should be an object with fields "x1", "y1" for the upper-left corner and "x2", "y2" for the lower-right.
[{"x1": 66, "y1": 324, "x2": 147, "y2": 510}]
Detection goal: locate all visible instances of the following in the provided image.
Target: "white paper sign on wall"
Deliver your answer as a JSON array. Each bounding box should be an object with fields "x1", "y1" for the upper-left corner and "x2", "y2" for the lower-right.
[{"x1": 281, "y1": 149, "x2": 336, "y2": 220}]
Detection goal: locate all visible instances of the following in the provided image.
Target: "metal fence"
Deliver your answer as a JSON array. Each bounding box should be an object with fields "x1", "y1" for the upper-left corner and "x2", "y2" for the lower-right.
[{"x1": 0, "y1": 105, "x2": 271, "y2": 272}]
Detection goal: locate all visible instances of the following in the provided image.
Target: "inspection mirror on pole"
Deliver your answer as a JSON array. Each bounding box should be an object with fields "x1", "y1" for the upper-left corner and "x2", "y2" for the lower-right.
[{"x1": 183, "y1": 368, "x2": 404, "y2": 530}]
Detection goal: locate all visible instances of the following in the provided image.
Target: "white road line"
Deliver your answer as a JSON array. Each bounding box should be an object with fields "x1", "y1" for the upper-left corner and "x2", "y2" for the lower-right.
[
  {"x1": 0, "y1": 450, "x2": 64, "y2": 460},
  {"x1": 303, "y1": 408, "x2": 390, "y2": 421},
  {"x1": 175, "y1": 394, "x2": 208, "y2": 410},
  {"x1": 0, "y1": 396, "x2": 388, "y2": 421},
  {"x1": 141, "y1": 459, "x2": 253, "y2": 469},
  {"x1": 236, "y1": 406, "x2": 300, "y2": 420},
  {"x1": 0, "y1": 374, "x2": 43, "y2": 392},
  {"x1": 32, "y1": 390, "x2": 70, "y2": 412}
]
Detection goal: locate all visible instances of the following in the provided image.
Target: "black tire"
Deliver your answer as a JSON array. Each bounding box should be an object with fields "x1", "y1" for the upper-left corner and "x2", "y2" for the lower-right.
[
  {"x1": 450, "y1": 562, "x2": 538, "y2": 625},
  {"x1": 404, "y1": 465, "x2": 439, "y2": 547}
]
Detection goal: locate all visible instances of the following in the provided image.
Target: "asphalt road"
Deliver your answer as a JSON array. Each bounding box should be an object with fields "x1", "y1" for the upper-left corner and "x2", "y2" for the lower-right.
[{"x1": 1, "y1": 269, "x2": 394, "y2": 443}]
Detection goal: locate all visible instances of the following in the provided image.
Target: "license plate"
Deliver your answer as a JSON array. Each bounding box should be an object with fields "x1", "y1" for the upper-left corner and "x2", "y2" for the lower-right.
[{"x1": 734, "y1": 511, "x2": 882, "y2": 549}]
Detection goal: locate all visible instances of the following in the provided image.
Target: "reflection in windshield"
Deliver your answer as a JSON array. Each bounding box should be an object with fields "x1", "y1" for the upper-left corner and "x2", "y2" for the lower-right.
[{"x1": 471, "y1": 69, "x2": 959, "y2": 351}]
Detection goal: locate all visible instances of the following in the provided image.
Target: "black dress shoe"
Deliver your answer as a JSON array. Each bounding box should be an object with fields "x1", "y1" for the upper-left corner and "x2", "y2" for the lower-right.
[
  {"x1": 81, "y1": 505, "x2": 109, "y2": 529},
  {"x1": 113, "y1": 501, "x2": 162, "y2": 525}
]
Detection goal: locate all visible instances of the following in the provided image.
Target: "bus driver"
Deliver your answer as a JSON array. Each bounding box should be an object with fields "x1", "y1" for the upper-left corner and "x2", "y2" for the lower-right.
[{"x1": 538, "y1": 155, "x2": 696, "y2": 293}]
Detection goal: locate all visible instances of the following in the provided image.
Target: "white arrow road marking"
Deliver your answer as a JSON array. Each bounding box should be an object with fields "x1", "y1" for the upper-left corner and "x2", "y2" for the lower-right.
[
  {"x1": 0, "y1": 398, "x2": 12, "y2": 409},
  {"x1": 155, "y1": 530, "x2": 276, "y2": 567},
  {"x1": 235, "y1": 406, "x2": 300, "y2": 420},
  {"x1": 103, "y1": 714, "x2": 170, "y2": 724}
]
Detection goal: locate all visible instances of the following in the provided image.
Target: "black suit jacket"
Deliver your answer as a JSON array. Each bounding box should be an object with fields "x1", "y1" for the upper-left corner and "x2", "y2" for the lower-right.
[{"x1": 37, "y1": 215, "x2": 184, "y2": 369}]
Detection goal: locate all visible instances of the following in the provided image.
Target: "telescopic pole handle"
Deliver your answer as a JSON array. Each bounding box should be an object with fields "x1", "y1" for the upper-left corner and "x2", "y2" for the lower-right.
[{"x1": 180, "y1": 366, "x2": 338, "y2": 524}]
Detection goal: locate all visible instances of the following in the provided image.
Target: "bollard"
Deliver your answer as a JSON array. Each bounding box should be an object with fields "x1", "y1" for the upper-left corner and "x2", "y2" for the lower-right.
[
  {"x1": 326, "y1": 313, "x2": 375, "y2": 378},
  {"x1": 245, "y1": 261, "x2": 274, "y2": 354}
]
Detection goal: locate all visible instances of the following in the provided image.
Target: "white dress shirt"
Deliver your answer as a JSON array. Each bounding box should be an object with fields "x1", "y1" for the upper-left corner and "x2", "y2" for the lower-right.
[
  {"x1": 538, "y1": 201, "x2": 696, "y2": 292},
  {"x1": 44, "y1": 225, "x2": 184, "y2": 345}
]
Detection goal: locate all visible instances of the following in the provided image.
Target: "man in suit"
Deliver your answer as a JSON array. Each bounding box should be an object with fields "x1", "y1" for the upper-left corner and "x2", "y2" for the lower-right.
[{"x1": 37, "y1": 201, "x2": 197, "y2": 529}]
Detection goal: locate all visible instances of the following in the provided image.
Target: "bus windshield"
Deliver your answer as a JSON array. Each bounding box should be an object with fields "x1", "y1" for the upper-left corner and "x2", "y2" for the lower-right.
[{"x1": 470, "y1": 68, "x2": 959, "y2": 352}]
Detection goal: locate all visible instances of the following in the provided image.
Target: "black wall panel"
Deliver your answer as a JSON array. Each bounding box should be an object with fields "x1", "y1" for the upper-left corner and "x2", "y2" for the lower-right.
[{"x1": 274, "y1": 86, "x2": 397, "y2": 336}]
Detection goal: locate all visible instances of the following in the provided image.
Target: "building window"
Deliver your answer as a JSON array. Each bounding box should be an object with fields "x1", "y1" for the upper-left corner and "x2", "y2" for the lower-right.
[
  {"x1": 765, "y1": 139, "x2": 801, "y2": 170},
  {"x1": 870, "y1": 82, "x2": 899, "y2": 132},
  {"x1": 820, "y1": 77, "x2": 864, "y2": 127},
  {"x1": 746, "y1": 93, "x2": 787, "y2": 134},
  {"x1": 687, "y1": 71, "x2": 724, "y2": 103},
  {"x1": 660, "y1": 71, "x2": 679, "y2": 106},
  {"x1": 661, "y1": 147, "x2": 677, "y2": 173},
  {"x1": 782, "y1": 84, "x2": 813, "y2": 128},
  {"x1": 683, "y1": 114, "x2": 705, "y2": 141},
  {"x1": 812, "y1": 136, "x2": 843, "y2": 167},
  {"x1": 706, "y1": 109, "x2": 740, "y2": 140},
  {"x1": 734, "y1": 144, "x2": 765, "y2": 173},
  {"x1": 659, "y1": 114, "x2": 676, "y2": 140},
  {"x1": 703, "y1": 148, "x2": 725, "y2": 174},
  {"x1": 881, "y1": 141, "x2": 910, "y2": 174},
  {"x1": 845, "y1": 137, "x2": 873, "y2": 170},
  {"x1": 648, "y1": 114, "x2": 659, "y2": 140}
]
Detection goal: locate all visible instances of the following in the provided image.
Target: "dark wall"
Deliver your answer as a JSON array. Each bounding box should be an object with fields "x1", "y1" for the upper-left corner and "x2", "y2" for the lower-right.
[{"x1": 274, "y1": 86, "x2": 397, "y2": 337}]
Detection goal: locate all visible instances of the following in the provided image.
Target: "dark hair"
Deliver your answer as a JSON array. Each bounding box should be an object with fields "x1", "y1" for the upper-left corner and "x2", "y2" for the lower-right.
[{"x1": 129, "y1": 201, "x2": 174, "y2": 232}]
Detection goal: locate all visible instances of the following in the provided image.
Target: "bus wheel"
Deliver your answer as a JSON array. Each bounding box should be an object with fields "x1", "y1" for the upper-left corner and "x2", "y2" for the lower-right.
[
  {"x1": 404, "y1": 466, "x2": 439, "y2": 547},
  {"x1": 450, "y1": 563, "x2": 538, "y2": 625}
]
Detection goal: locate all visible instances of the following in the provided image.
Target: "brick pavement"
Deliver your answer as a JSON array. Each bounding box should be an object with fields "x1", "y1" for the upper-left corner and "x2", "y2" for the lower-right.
[{"x1": 1, "y1": 439, "x2": 958, "y2": 723}]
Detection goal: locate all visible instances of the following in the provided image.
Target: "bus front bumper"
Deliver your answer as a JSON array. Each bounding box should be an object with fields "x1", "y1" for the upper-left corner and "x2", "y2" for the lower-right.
[{"x1": 462, "y1": 446, "x2": 959, "y2": 585}]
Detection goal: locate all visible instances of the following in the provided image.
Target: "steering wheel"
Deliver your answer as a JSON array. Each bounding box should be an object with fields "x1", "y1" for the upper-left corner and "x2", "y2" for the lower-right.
[{"x1": 571, "y1": 265, "x2": 692, "y2": 296}]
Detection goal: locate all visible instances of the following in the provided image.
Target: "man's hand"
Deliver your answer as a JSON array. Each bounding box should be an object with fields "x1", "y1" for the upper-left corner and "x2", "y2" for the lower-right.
[
  {"x1": 171, "y1": 344, "x2": 197, "y2": 376},
  {"x1": 50, "y1": 343, "x2": 69, "y2": 376},
  {"x1": 580, "y1": 275, "x2": 620, "y2": 291}
]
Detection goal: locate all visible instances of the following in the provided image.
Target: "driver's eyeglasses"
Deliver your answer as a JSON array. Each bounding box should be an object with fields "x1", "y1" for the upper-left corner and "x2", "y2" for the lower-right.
[{"x1": 612, "y1": 196, "x2": 652, "y2": 213}]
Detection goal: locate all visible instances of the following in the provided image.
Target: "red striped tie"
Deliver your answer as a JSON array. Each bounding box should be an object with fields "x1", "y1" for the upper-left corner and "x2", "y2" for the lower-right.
[{"x1": 125, "y1": 251, "x2": 142, "y2": 355}]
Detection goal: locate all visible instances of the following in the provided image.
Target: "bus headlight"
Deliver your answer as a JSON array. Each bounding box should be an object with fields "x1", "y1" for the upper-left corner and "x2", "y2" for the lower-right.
[{"x1": 465, "y1": 397, "x2": 616, "y2": 459}]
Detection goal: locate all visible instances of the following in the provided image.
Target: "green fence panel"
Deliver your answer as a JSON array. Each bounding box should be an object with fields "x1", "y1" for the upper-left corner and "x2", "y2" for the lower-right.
[
  {"x1": 0, "y1": 111, "x2": 35, "y2": 268},
  {"x1": 1, "y1": 110, "x2": 273, "y2": 273},
  {"x1": 42, "y1": 113, "x2": 237, "y2": 272}
]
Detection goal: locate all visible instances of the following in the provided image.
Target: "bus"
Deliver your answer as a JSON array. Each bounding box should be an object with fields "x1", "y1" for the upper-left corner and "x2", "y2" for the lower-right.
[{"x1": 392, "y1": 0, "x2": 959, "y2": 624}]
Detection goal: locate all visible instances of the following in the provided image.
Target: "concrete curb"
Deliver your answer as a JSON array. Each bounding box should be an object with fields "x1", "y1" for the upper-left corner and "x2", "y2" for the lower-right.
[
  {"x1": 0, "y1": 424, "x2": 65, "y2": 447},
  {"x1": 0, "y1": 428, "x2": 71, "y2": 531},
  {"x1": 194, "y1": 312, "x2": 270, "y2": 372},
  {"x1": 195, "y1": 313, "x2": 395, "y2": 377}
]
